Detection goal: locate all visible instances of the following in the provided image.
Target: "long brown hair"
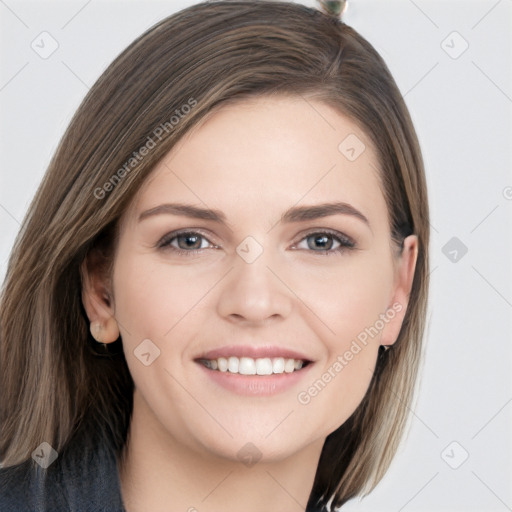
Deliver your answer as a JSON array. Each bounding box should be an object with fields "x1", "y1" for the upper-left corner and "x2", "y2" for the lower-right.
[{"x1": 0, "y1": 1, "x2": 429, "y2": 509}]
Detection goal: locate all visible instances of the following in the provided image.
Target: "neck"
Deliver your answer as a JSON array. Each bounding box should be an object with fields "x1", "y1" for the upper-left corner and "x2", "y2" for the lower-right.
[{"x1": 118, "y1": 388, "x2": 324, "y2": 512}]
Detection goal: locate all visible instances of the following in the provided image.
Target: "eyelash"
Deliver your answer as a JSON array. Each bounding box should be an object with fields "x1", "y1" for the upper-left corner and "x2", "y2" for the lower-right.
[{"x1": 156, "y1": 229, "x2": 356, "y2": 257}]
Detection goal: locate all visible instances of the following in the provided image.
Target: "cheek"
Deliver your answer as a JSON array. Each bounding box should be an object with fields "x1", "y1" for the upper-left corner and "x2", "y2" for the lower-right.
[
  {"x1": 291, "y1": 252, "x2": 393, "y2": 430},
  {"x1": 111, "y1": 253, "x2": 211, "y2": 420},
  {"x1": 290, "y1": 250, "x2": 394, "y2": 348},
  {"x1": 112, "y1": 251, "x2": 214, "y2": 345}
]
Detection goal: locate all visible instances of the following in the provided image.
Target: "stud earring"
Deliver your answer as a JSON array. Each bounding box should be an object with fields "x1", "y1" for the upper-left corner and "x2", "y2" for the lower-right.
[
  {"x1": 88, "y1": 321, "x2": 113, "y2": 356},
  {"x1": 90, "y1": 321, "x2": 104, "y2": 342}
]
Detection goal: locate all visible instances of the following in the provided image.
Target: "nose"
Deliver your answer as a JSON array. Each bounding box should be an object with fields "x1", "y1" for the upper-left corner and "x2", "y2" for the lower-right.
[{"x1": 216, "y1": 248, "x2": 293, "y2": 325}]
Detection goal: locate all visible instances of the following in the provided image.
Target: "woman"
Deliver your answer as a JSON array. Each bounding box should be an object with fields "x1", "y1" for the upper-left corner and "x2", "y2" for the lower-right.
[{"x1": 0, "y1": 1, "x2": 429, "y2": 511}]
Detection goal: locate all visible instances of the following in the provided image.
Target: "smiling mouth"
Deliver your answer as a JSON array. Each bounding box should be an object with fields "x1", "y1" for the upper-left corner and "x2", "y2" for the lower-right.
[{"x1": 197, "y1": 356, "x2": 311, "y2": 375}]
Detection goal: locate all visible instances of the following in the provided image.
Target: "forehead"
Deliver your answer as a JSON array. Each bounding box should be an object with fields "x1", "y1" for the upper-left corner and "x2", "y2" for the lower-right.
[{"x1": 128, "y1": 95, "x2": 387, "y2": 229}]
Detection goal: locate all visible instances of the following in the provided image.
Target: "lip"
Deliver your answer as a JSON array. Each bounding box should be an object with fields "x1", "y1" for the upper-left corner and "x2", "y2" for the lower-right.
[
  {"x1": 194, "y1": 344, "x2": 314, "y2": 397},
  {"x1": 196, "y1": 360, "x2": 314, "y2": 396},
  {"x1": 196, "y1": 344, "x2": 313, "y2": 362}
]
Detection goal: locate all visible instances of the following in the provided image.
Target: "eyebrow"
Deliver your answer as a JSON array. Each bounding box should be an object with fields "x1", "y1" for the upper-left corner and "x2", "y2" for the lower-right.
[{"x1": 138, "y1": 201, "x2": 371, "y2": 230}]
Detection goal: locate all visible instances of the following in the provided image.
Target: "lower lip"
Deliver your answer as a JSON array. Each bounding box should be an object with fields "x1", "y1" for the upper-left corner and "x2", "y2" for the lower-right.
[{"x1": 196, "y1": 362, "x2": 313, "y2": 396}]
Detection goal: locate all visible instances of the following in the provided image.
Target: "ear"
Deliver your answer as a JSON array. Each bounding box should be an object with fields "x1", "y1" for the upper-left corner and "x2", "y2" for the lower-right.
[
  {"x1": 380, "y1": 235, "x2": 419, "y2": 347},
  {"x1": 80, "y1": 252, "x2": 120, "y2": 344}
]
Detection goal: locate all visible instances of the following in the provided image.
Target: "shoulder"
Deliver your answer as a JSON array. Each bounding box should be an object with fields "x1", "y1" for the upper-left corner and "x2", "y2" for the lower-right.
[
  {"x1": 0, "y1": 460, "x2": 35, "y2": 512},
  {"x1": 0, "y1": 432, "x2": 126, "y2": 512}
]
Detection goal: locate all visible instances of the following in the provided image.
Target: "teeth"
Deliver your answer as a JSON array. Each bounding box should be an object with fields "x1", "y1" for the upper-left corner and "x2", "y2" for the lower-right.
[
  {"x1": 272, "y1": 357, "x2": 285, "y2": 374},
  {"x1": 201, "y1": 356, "x2": 306, "y2": 375},
  {"x1": 217, "y1": 357, "x2": 228, "y2": 372},
  {"x1": 239, "y1": 357, "x2": 256, "y2": 375},
  {"x1": 228, "y1": 356, "x2": 239, "y2": 373},
  {"x1": 256, "y1": 358, "x2": 272, "y2": 375},
  {"x1": 284, "y1": 358, "x2": 295, "y2": 373}
]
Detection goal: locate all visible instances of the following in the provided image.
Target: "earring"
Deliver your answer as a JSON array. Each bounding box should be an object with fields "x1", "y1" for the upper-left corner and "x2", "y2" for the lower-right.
[
  {"x1": 90, "y1": 321, "x2": 104, "y2": 343},
  {"x1": 88, "y1": 318, "x2": 123, "y2": 356},
  {"x1": 88, "y1": 321, "x2": 114, "y2": 356},
  {"x1": 380, "y1": 345, "x2": 392, "y2": 352}
]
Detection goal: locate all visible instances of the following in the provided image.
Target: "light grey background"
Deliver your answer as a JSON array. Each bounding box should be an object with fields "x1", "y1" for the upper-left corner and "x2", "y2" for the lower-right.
[{"x1": 1, "y1": 1, "x2": 511, "y2": 511}]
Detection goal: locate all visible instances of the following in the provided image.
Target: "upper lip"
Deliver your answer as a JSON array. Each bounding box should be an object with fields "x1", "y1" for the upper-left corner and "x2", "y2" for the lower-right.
[{"x1": 196, "y1": 345, "x2": 313, "y2": 362}]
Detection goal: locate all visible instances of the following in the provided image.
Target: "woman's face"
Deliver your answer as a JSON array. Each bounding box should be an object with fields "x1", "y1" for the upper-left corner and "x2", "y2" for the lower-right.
[{"x1": 108, "y1": 95, "x2": 417, "y2": 463}]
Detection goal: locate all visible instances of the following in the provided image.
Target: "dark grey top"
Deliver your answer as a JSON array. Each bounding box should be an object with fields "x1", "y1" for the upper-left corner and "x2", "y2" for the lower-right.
[{"x1": 0, "y1": 431, "x2": 126, "y2": 512}]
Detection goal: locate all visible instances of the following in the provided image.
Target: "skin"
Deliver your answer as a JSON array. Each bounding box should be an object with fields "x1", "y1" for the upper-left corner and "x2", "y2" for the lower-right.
[{"x1": 82, "y1": 95, "x2": 418, "y2": 512}]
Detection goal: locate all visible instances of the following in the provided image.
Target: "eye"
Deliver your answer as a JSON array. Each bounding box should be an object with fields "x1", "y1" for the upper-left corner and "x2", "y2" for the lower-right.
[
  {"x1": 156, "y1": 229, "x2": 356, "y2": 257},
  {"x1": 292, "y1": 230, "x2": 355, "y2": 255},
  {"x1": 157, "y1": 230, "x2": 217, "y2": 256}
]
